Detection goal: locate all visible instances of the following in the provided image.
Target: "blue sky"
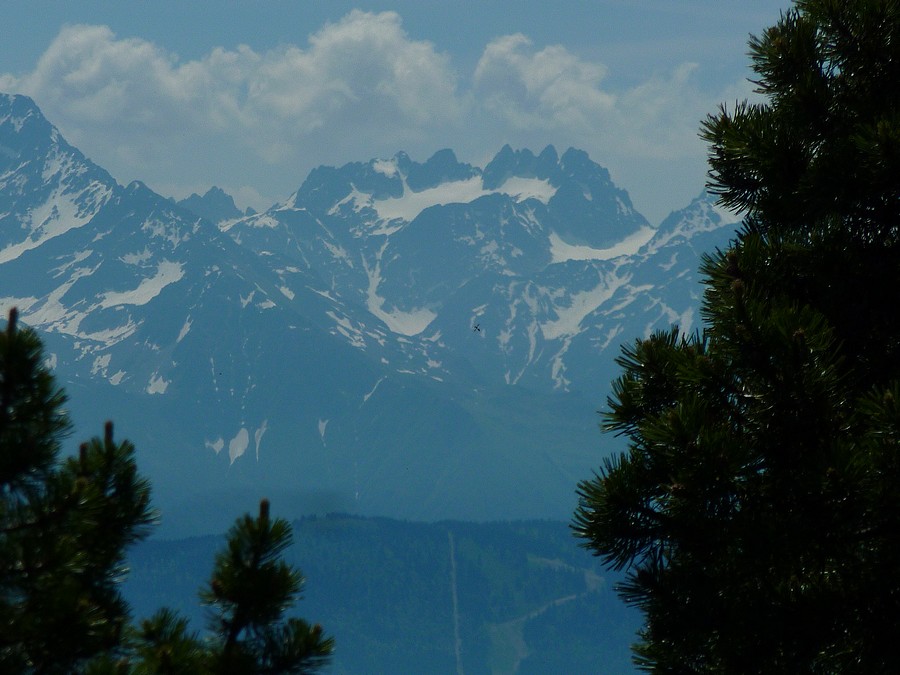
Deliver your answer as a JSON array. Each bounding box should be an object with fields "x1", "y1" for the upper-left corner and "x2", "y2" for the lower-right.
[{"x1": 0, "y1": 1, "x2": 791, "y2": 223}]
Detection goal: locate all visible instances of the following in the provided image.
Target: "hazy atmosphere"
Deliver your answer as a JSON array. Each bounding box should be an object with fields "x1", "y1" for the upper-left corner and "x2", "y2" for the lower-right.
[
  {"x1": 4, "y1": 2, "x2": 898, "y2": 672},
  {"x1": 1, "y1": 1, "x2": 789, "y2": 223}
]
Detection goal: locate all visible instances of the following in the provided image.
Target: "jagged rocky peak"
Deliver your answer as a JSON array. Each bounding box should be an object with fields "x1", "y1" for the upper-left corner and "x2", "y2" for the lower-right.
[
  {"x1": 404, "y1": 149, "x2": 480, "y2": 192},
  {"x1": 482, "y1": 144, "x2": 559, "y2": 189},
  {"x1": 543, "y1": 147, "x2": 650, "y2": 248},
  {"x1": 292, "y1": 159, "x2": 403, "y2": 211},
  {"x1": 290, "y1": 148, "x2": 482, "y2": 212},
  {"x1": 0, "y1": 93, "x2": 115, "y2": 189},
  {"x1": 176, "y1": 186, "x2": 244, "y2": 224},
  {"x1": 554, "y1": 147, "x2": 619, "y2": 200},
  {"x1": 649, "y1": 190, "x2": 742, "y2": 249},
  {"x1": 0, "y1": 94, "x2": 57, "y2": 157},
  {"x1": 0, "y1": 93, "x2": 118, "y2": 260}
]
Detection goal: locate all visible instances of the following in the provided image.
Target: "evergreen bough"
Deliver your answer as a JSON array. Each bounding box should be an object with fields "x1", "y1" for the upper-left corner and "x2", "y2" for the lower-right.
[
  {"x1": 1, "y1": 309, "x2": 333, "y2": 673},
  {"x1": 574, "y1": 1, "x2": 900, "y2": 671}
]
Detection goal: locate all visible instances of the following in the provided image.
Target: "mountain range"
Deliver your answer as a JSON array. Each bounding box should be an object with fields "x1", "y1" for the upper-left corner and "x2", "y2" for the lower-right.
[{"x1": 0, "y1": 92, "x2": 739, "y2": 536}]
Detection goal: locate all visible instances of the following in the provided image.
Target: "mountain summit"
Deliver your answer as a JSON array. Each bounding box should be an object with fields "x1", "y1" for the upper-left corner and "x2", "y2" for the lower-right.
[
  {"x1": 0, "y1": 93, "x2": 740, "y2": 535},
  {"x1": 175, "y1": 186, "x2": 250, "y2": 225}
]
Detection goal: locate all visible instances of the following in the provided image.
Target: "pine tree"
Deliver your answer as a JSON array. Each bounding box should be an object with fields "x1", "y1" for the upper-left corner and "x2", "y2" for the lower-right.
[
  {"x1": 1, "y1": 308, "x2": 333, "y2": 672},
  {"x1": 199, "y1": 499, "x2": 334, "y2": 673},
  {"x1": 1, "y1": 308, "x2": 155, "y2": 672},
  {"x1": 574, "y1": 1, "x2": 900, "y2": 672},
  {"x1": 129, "y1": 499, "x2": 333, "y2": 674}
]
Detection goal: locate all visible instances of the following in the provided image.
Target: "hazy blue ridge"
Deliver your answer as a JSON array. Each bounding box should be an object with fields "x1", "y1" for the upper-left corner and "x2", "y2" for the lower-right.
[{"x1": 123, "y1": 515, "x2": 640, "y2": 674}]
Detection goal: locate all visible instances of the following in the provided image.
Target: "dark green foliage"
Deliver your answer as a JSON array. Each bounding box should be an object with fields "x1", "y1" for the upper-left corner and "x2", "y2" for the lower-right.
[
  {"x1": 574, "y1": 1, "x2": 900, "y2": 672},
  {"x1": 200, "y1": 500, "x2": 333, "y2": 674},
  {"x1": 0, "y1": 309, "x2": 331, "y2": 673},
  {"x1": 1, "y1": 309, "x2": 155, "y2": 672},
  {"x1": 130, "y1": 608, "x2": 208, "y2": 674},
  {"x1": 118, "y1": 502, "x2": 333, "y2": 674}
]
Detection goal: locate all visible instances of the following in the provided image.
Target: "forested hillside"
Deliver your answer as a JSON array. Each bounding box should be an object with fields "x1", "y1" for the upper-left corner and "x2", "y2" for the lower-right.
[{"x1": 124, "y1": 516, "x2": 639, "y2": 674}]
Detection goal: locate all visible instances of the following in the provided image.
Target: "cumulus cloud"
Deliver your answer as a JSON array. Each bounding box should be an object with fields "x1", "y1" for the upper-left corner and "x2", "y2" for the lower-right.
[
  {"x1": 1, "y1": 12, "x2": 463, "y2": 201},
  {"x1": 472, "y1": 34, "x2": 720, "y2": 162},
  {"x1": 474, "y1": 34, "x2": 614, "y2": 131},
  {"x1": 0, "y1": 11, "x2": 753, "y2": 220}
]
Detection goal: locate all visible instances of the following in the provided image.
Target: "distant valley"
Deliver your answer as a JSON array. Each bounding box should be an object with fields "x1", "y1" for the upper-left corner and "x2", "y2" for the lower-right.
[{"x1": 124, "y1": 515, "x2": 641, "y2": 674}]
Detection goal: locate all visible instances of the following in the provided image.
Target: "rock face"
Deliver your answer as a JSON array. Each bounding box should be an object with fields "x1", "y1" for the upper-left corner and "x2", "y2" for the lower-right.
[
  {"x1": 0, "y1": 93, "x2": 740, "y2": 535},
  {"x1": 175, "y1": 187, "x2": 246, "y2": 225}
]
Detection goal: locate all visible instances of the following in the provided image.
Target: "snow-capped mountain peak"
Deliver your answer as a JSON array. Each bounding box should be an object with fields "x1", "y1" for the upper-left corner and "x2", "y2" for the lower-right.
[{"x1": 0, "y1": 91, "x2": 742, "y2": 535}]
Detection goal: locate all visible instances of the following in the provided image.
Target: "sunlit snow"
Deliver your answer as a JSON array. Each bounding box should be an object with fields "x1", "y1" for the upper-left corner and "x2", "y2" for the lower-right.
[
  {"x1": 363, "y1": 376, "x2": 385, "y2": 404},
  {"x1": 229, "y1": 428, "x2": 249, "y2": 464},
  {"x1": 99, "y1": 261, "x2": 184, "y2": 308},
  {"x1": 364, "y1": 245, "x2": 436, "y2": 336},
  {"x1": 372, "y1": 159, "x2": 398, "y2": 177},
  {"x1": 176, "y1": 316, "x2": 192, "y2": 343},
  {"x1": 370, "y1": 176, "x2": 558, "y2": 223},
  {"x1": 91, "y1": 353, "x2": 111, "y2": 376},
  {"x1": 205, "y1": 437, "x2": 225, "y2": 455},
  {"x1": 540, "y1": 270, "x2": 631, "y2": 340},
  {"x1": 240, "y1": 291, "x2": 255, "y2": 308},
  {"x1": 711, "y1": 200, "x2": 742, "y2": 225},
  {"x1": 254, "y1": 420, "x2": 268, "y2": 461},
  {"x1": 120, "y1": 248, "x2": 153, "y2": 265},
  {"x1": 0, "y1": 182, "x2": 112, "y2": 263},
  {"x1": 325, "y1": 310, "x2": 367, "y2": 348},
  {"x1": 548, "y1": 227, "x2": 655, "y2": 263},
  {"x1": 147, "y1": 372, "x2": 170, "y2": 394},
  {"x1": 370, "y1": 303, "x2": 436, "y2": 337}
]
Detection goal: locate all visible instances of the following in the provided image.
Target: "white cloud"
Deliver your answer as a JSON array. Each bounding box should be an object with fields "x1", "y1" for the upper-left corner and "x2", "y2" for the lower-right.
[
  {"x1": 1, "y1": 12, "x2": 462, "y2": 200},
  {"x1": 473, "y1": 34, "x2": 724, "y2": 162},
  {"x1": 474, "y1": 34, "x2": 614, "y2": 130},
  {"x1": 0, "y1": 11, "x2": 759, "y2": 221}
]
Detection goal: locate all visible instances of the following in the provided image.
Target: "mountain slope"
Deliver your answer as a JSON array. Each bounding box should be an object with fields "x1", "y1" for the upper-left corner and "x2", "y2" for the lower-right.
[
  {"x1": 124, "y1": 515, "x2": 641, "y2": 674},
  {"x1": 0, "y1": 93, "x2": 739, "y2": 535}
]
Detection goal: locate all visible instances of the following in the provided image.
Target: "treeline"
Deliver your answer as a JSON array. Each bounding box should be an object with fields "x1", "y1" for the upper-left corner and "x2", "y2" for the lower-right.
[{"x1": 124, "y1": 515, "x2": 640, "y2": 674}]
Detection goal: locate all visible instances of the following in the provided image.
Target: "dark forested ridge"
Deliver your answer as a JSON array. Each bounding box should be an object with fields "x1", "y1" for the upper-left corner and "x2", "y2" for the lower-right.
[{"x1": 124, "y1": 515, "x2": 639, "y2": 674}]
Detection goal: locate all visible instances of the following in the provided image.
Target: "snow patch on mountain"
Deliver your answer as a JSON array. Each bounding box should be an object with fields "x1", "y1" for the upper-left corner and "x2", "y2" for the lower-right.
[
  {"x1": 91, "y1": 353, "x2": 111, "y2": 376},
  {"x1": 147, "y1": 372, "x2": 170, "y2": 395},
  {"x1": 205, "y1": 437, "x2": 225, "y2": 455},
  {"x1": 372, "y1": 177, "x2": 482, "y2": 222},
  {"x1": 549, "y1": 336, "x2": 575, "y2": 389},
  {"x1": 4, "y1": 262, "x2": 147, "y2": 347},
  {"x1": 369, "y1": 301, "x2": 436, "y2": 337},
  {"x1": 229, "y1": 428, "x2": 250, "y2": 464},
  {"x1": 369, "y1": 176, "x2": 557, "y2": 223},
  {"x1": 549, "y1": 226, "x2": 655, "y2": 263},
  {"x1": 364, "y1": 246, "x2": 436, "y2": 336},
  {"x1": 711, "y1": 200, "x2": 742, "y2": 225},
  {"x1": 0, "y1": 182, "x2": 111, "y2": 263},
  {"x1": 254, "y1": 421, "x2": 268, "y2": 461},
  {"x1": 78, "y1": 319, "x2": 141, "y2": 346},
  {"x1": 177, "y1": 316, "x2": 192, "y2": 343},
  {"x1": 0, "y1": 296, "x2": 38, "y2": 315},
  {"x1": 51, "y1": 250, "x2": 94, "y2": 277},
  {"x1": 541, "y1": 269, "x2": 631, "y2": 340},
  {"x1": 498, "y1": 176, "x2": 557, "y2": 203},
  {"x1": 372, "y1": 159, "x2": 398, "y2": 177},
  {"x1": 363, "y1": 376, "x2": 386, "y2": 404},
  {"x1": 99, "y1": 261, "x2": 184, "y2": 308},
  {"x1": 120, "y1": 248, "x2": 153, "y2": 265},
  {"x1": 326, "y1": 310, "x2": 367, "y2": 348}
]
